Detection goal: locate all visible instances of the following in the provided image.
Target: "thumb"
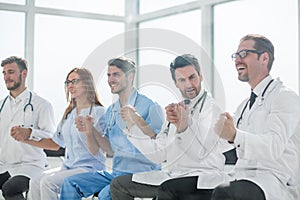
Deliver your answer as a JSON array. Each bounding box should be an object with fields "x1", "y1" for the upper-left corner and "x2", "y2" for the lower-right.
[{"x1": 224, "y1": 112, "x2": 233, "y2": 120}]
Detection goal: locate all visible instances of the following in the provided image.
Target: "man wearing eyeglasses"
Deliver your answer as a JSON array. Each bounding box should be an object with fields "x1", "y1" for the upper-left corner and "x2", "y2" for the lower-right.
[
  {"x1": 213, "y1": 34, "x2": 300, "y2": 200},
  {"x1": 0, "y1": 56, "x2": 56, "y2": 199}
]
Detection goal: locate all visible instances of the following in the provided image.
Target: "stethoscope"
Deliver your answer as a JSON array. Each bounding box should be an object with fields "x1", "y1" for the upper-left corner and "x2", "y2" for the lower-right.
[
  {"x1": 58, "y1": 104, "x2": 93, "y2": 136},
  {"x1": 163, "y1": 90, "x2": 208, "y2": 135},
  {"x1": 107, "y1": 95, "x2": 138, "y2": 132},
  {"x1": 236, "y1": 79, "x2": 274, "y2": 127},
  {"x1": 0, "y1": 91, "x2": 34, "y2": 127}
]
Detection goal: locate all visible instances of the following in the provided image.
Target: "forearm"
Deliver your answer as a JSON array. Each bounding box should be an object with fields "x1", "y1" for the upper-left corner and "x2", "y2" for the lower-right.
[
  {"x1": 86, "y1": 127, "x2": 113, "y2": 156},
  {"x1": 127, "y1": 125, "x2": 167, "y2": 163},
  {"x1": 130, "y1": 114, "x2": 156, "y2": 138},
  {"x1": 23, "y1": 138, "x2": 60, "y2": 150}
]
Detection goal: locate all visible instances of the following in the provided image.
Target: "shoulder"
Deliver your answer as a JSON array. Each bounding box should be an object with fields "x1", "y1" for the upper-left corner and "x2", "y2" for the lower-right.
[
  {"x1": 136, "y1": 92, "x2": 158, "y2": 105},
  {"x1": 31, "y1": 92, "x2": 53, "y2": 108},
  {"x1": 94, "y1": 105, "x2": 106, "y2": 116},
  {"x1": 268, "y1": 80, "x2": 300, "y2": 110}
]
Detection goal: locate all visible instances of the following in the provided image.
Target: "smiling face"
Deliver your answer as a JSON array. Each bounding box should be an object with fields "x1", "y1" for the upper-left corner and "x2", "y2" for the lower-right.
[
  {"x1": 66, "y1": 71, "x2": 87, "y2": 101},
  {"x1": 235, "y1": 39, "x2": 269, "y2": 88},
  {"x1": 174, "y1": 65, "x2": 202, "y2": 99},
  {"x1": 2, "y1": 62, "x2": 27, "y2": 96},
  {"x1": 107, "y1": 65, "x2": 133, "y2": 95}
]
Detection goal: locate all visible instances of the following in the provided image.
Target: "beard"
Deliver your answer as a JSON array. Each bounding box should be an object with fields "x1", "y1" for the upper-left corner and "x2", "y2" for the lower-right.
[
  {"x1": 238, "y1": 73, "x2": 249, "y2": 82},
  {"x1": 7, "y1": 74, "x2": 22, "y2": 91}
]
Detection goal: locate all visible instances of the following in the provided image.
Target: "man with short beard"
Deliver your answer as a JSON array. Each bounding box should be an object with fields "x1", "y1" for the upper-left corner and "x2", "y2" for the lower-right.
[{"x1": 0, "y1": 56, "x2": 55, "y2": 200}]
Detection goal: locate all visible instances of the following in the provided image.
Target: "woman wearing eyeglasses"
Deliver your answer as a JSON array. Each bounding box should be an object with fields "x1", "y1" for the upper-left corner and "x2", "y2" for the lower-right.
[{"x1": 23, "y1": 67, "x2": 106, "y2": 200}]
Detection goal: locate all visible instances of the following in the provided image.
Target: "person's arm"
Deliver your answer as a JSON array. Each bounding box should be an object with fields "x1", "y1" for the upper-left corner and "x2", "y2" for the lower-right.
[
  {"x1": 234, "y1": 90, "x2": 300, "y2": 161},
  {"x1": 23, "y1": 137, "x2": 60, "y2": 150},
  {"x1": 165, "y1": 102, "x2": 189, "y2": 133},
  {"x1": 29, "y1": 100, "x2": 56, "y2": 140},
  {"x1": 120, "y1": 105, "x2": 156, "y2": 138},
  {"x1": 125, "y1": 123, "x2": 168, "y2": 164},
  {"x1": 10, "y1": 100, "x2": 56, "y2": 142},
  {"x1": 76, "y1": 115, "x2": 113, "y2": 156}
]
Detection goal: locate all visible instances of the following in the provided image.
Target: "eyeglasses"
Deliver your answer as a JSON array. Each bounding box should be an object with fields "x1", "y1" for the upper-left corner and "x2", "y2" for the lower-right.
[
  {"x1": 64, "y1": 79, "x2": 81, "y2": 86},
  {"x1": 231, "y1": 49, "x2": 265, "y2": 61}
]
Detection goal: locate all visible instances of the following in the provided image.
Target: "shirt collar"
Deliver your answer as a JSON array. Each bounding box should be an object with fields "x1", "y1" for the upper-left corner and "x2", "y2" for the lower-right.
[
  {"x1": 9, "y1": 88, "x2": 30, "y2": 103},
  {"x1": 253, "y1": 75, "x2": 272, "y2": 97},
  {"x1": 112, "y1": 88, "x2": 138, "y2": 112},
  {"x1": 188, "y1": 89, "x2": 205, "y2": 107}
]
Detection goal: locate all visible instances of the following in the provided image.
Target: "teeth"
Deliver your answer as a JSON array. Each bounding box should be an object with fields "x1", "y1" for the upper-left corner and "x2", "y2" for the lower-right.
[{"x1": 237, "y1": 65, "x2": 245, "y2": 70}]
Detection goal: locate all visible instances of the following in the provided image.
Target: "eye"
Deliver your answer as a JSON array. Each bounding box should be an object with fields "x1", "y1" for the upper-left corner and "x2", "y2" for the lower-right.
[{"x1": 239, "y1": 50, "x2": 247, "y2": 58}]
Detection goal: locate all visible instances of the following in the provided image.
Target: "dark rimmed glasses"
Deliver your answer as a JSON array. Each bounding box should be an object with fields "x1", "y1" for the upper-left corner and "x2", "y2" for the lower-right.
[
  {"x1": 231, "y1": 49, "x2": 265, "y2": 61},
  {"x1": 64, "y1": 79, "x2": 81, "y2": 86}
]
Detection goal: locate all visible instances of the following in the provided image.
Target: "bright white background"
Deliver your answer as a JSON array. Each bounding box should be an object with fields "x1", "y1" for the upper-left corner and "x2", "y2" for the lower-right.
[{"x1": 0, "y1": 0, "x2": 298, "y2": 124}]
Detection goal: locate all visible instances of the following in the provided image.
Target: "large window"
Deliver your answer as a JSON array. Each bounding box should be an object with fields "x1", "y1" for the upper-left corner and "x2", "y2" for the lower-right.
[
  {"x1": 34, "y1": 14, "x2": 123, "y2": 122},
  {"x1": 214, "y1": 0, "x2": 299, "y2": 113},
  {"x1": 0, "y1": 0, "x2": 299, "y2": 120},
  {"x1": 35, "y1": 0, "x2": 124, "y2": 16},
  {"x1": 139, "y1": 9, "x2": 202, "y2": 108},
  {"x1": 0, "y1": 10, "x2": 25, "y2": 100}
]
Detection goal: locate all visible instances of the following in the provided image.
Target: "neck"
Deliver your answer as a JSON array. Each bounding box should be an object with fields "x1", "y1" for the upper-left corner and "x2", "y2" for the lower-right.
[
  {"x1": 118, "y1": 86, "x2": 133, "y2": 107},
  {"x1": 75, "y1": 98, "x2": 91, "y2": 114},
  {"x1": 10, "y1": 86, "x2": 26, "y2": 98},
  {"x1": 249, "y1": 74, "x2": 269, "y2": 89}
]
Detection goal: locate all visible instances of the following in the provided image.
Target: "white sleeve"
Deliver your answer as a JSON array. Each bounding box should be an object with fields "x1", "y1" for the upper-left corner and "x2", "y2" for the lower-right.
[{"x1": 127, "y1": 124, "x2": 168, "y2": 164}]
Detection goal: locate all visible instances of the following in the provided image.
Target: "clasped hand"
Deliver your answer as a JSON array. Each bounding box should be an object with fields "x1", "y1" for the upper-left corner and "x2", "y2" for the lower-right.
[
  {"x1": 10, "y1": 126, "x2": 31, "y2": 142},
  {"x1": 120, "y1": 105, "x2": 138, "y2": 129},
  {"x1": 214, "y1": 112, "x2": 236, "y2": 142},
  {"x1": 75, "y1": 115, "x2": 94, "y2": 134},
  {"x1": 165, "y1": 102, "x2": 189, "y2": 133}
]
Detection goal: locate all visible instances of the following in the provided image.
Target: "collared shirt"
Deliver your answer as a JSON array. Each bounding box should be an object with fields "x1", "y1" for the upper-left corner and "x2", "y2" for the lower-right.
[
  {"x1": 232, "y1": 75, "x2": 300, "y2": 200},
  {"x1": 52, "y1": 105, "x2": 106, "y2": 171},
  {"x1": 129, "y1": 90, "x2": 232, "y2": 188},
  {"x1": 102, "y1": 88, "x2": 164, "y2": 176},
  {"x1": 0, "y1": 88, "x2": 56, "y2": 178}
]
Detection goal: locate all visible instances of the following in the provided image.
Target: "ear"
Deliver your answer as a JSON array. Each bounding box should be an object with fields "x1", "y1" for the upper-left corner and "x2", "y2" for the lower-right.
[
  {"x1": 127, "y1": 72, "x2": 135, "y2": 83},
  {"x1": 22, "y1": 69, "x2": 28, "y2": 78},
  {"x1": 199, "y1": 72, "x2": 203, "y2": 82},
  {"x1": 261, "y1": 52, "x2": 269, "y2": 64}
]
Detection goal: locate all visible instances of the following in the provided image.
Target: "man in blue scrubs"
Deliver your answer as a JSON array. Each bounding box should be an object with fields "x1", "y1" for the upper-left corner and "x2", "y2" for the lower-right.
[{"x1": 59, "y1": 57, "x2": 164, "y2": 200}]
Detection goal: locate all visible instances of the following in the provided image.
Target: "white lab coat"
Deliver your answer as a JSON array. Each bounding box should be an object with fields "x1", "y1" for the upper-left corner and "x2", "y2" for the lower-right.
[
  {"x1": 128, "y1": 90, "x2": 232, "y2": 188},
  {"x1": 230, "y1": 76, "x2": 300, "y2": 200},
  {"x1": 0, "y1": 89, "x2": 55, "y2": 179}
]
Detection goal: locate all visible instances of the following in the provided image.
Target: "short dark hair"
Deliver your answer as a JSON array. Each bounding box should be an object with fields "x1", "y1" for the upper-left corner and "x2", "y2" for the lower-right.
[
  {"x1": 170, "y1": 54, "x2": 201, "y2": 81},
  {"x1": 241, "y1": 34, "x2": 274, "y2": 71},
  {"x1": 1, "y1": 56, "x2": 28, "y2": 71},
  {"x1": 108, "y1": 56, "x2": 136, "y2": 74}
]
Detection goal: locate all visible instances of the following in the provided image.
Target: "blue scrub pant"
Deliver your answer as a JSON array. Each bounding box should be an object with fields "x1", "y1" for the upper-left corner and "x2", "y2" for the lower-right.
[{"x1": 60, "y1": 170, "x2": 117, "y2": 200}]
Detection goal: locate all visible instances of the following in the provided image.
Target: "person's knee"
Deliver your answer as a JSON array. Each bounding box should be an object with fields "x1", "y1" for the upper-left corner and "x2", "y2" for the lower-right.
[
  {"x1": 40, "y1": 175, "x2": 55, "y2": 191},
  {"x1": 2, "y1": 175, "x2": 29, "y2": 198},
  {"x1": 110, "y1": 178, "x2": 119, "y2": 192},
  {"x1": 211, "y1": 183, "x2": 231, "y2": 200}
]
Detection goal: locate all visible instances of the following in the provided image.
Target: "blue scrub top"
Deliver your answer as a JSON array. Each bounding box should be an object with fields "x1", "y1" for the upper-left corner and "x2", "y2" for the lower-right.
[
  {"x1": 103, "y1": 89, "x2": 164, "y2": 176},
  {"x1": 52, "y1": 105, "x2": 106, "y2": 171}
]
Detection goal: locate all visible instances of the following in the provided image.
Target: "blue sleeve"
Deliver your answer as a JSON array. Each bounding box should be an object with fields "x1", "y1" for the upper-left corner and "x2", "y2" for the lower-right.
[
  {"x1": 94, "y1": 106, "x2": 106, "y2": 134},
  {"x1": 144, "y1": 103, "x2": 164, "y2": 134}
]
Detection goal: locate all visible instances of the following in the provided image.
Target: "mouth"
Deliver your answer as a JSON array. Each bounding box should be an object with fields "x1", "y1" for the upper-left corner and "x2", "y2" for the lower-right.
[
  {"x1": 236, "y1": 64, "x2": 246, "y2": 72},
  {"x1": 5, "y1": 80, "x2": 13, "y2": 84},
  {"x1": 109, "y1": 83, "x2": 117, "y2": 90},
  {"x1": 185, "y1": 88, "x2": 196, "y2": 95}
]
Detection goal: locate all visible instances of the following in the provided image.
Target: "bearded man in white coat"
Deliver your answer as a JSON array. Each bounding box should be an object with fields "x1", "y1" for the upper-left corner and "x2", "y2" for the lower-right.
[
  {"x1": 110, "y1": 54, "x2": 232, "y2": 200},
  {"x1": 0, "y1": 56, "x2": 55, "y2": 200},
  {"x1": 213, "y1": 34, "x2": 300, "y2": 200}
]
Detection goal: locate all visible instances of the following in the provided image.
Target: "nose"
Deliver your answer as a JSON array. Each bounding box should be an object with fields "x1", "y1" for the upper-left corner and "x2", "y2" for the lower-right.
[
  {"x1": 3, "y1": 73, "x2": 10, "y2": 81},
  {"x1": 108, "y1": 75, "x2": 115, "y2": 83},
  {"x1": 185, "y1": 79, "x2": 192, "y2": 87}
]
